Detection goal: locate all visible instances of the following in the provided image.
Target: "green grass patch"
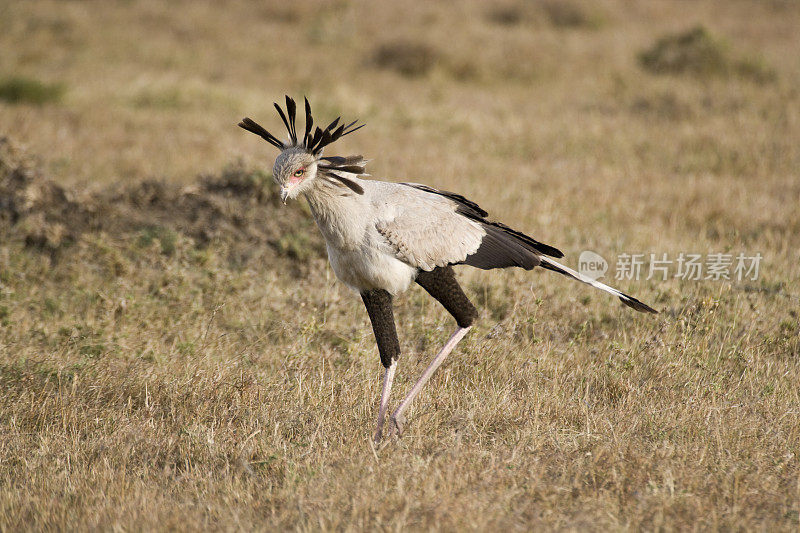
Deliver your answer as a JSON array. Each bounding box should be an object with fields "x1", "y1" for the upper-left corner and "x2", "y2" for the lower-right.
[
  {"x1": 137, "y1": 226, "x2": 178, "y2": 256},
  {"x1": 639, "y1": 26, "x2": 776, "y2": 83},
  {"x1": 0, "y1": 76, "x2": 65, "y2": 105},
  {"x1": 131, "y1": 88, "x2": 186, "y2": 109},
  {"x1": 371, "y1": 40, "x2": 440, "y2": 77},
  {"x1": 542, "y1": 0, "x2": 603, "y2": 29}
]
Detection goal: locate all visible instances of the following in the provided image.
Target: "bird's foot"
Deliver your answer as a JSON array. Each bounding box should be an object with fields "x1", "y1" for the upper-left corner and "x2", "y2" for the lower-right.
[
  {"x1": 389, "y1": 413, "x2": 405, "y2": 437},
  {"x1": 373, "y1": 427, "x2": 384, "y2": 445}
]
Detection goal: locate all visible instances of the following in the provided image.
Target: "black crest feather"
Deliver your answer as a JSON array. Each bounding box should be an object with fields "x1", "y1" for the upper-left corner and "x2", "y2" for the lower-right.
[
  {"x1": 285, "y1": 96, "x2": 297, "y2": 144},
  {"x1": 238, "y1": 117, "x2": 284, "y2": 149},
  {"x1": 238, "y1": 95, "x2": 365, "y2": 155},
  {"x1": 302, "y1": 97, "x2": 313, "y2": 147},
  {"x1": 273, "y1": 102, "x2": 293, "y2": 145}
]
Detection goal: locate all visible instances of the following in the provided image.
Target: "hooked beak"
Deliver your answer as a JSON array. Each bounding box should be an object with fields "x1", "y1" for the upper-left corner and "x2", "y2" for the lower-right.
[{"x1": 280, "y1": 174, "x2": 307, "y2": 204}]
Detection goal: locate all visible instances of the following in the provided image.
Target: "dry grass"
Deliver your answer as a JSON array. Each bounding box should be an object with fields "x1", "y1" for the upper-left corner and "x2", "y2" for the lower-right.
[{"x1": 1, "y1": 0, "x2": 799, "y2": 530}]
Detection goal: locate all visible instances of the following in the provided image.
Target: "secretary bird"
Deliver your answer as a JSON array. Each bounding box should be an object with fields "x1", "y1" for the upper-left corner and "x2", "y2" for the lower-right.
[{"x1": 239, "y1": 96, "x2": 657, "y2": 443}]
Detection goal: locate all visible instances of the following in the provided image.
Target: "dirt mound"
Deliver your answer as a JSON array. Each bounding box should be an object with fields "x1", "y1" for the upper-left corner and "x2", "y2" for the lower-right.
[
  {"x1": 0, "y1": 138, "x2": 92, "y2": 251},
  {"x1": 0, "y1": 137, "x2": 324, "y2": 265}
]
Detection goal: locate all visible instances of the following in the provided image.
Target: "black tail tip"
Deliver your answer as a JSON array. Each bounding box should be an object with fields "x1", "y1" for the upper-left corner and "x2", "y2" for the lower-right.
[{"x1": 619, "y1": 295, "x2": 658, "y2": 314}]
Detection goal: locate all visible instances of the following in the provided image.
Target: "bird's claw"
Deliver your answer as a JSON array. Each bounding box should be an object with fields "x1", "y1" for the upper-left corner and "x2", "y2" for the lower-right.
[
  {"x1": 389, "y1": 414, "x2": 405, "y2": 437},
  {"x1": 374, "y1": 413, "x2": 404, "y2": 444}
]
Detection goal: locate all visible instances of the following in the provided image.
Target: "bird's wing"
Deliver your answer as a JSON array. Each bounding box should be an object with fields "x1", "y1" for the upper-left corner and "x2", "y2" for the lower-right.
[
  {"x1": 401, "y1": 183, "x2": 563, "y2": 259},
  {"x1": 379, "y1": 183, "x2": 564, "y2": 270},
  {"x1": 374, "y1": 185, "x2": 486, "y2": 271}
]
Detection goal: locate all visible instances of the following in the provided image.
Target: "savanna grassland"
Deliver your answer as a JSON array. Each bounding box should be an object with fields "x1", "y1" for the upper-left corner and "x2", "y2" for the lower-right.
[{"x1": 1, "y1": 0, "x2": 799, "y2": 530}]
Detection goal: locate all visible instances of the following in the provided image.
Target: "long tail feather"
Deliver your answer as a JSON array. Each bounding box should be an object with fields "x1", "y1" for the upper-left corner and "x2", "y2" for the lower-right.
[{"x1": 539, "y1": 257, "x2": 657, "y2": 313}]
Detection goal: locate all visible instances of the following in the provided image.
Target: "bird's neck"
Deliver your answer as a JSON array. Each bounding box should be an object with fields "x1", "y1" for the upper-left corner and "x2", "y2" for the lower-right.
[
  {"x1": 302, "y1": 180, "x2": 364, "y2": 249},
  {"x1": 303, "y1": 179, "x2": 345, "y2": 213}
]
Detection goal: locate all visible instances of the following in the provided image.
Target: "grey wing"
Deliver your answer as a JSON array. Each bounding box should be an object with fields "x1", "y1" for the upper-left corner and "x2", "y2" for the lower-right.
[
  {"x1": 387, "y1": 182, "x2": 561, "y2": 272},
  {"x1": 374, "y1": 187, "x2": 486, "y2": 271}
]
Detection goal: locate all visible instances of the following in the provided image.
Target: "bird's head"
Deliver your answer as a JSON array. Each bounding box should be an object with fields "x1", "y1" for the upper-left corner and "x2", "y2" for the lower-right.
[
  {"x1": 272, "y1": 147, "x2": 319, "y2": 203},
  {"x1": 239, "y1": 96, "x2": 366, "y2": 204}
]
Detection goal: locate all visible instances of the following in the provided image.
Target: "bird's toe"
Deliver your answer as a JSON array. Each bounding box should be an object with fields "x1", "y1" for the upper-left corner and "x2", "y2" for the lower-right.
[{"x1": 389, "y1": 414, "x2": 405, "y2": 437}]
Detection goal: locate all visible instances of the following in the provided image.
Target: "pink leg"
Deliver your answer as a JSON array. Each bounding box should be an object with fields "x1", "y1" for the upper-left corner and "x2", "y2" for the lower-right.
[
  {"x1": 374, "y1": 360, "x2": 397, "y2": 444},
  {"x1": 389, "y1": 326, "x2": 472, "y2": 436}
]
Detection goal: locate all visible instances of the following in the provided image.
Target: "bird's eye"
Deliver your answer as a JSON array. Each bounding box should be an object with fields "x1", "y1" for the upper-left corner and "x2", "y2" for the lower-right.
[{"x1": 293, "y1": 168, "x2": 305, "y2": 177}]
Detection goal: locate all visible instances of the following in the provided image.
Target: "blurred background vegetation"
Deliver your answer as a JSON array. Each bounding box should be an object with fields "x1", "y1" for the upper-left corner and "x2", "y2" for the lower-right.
[{"x1": 2, "y1": 0, "x2": 796, "y2": 189}]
